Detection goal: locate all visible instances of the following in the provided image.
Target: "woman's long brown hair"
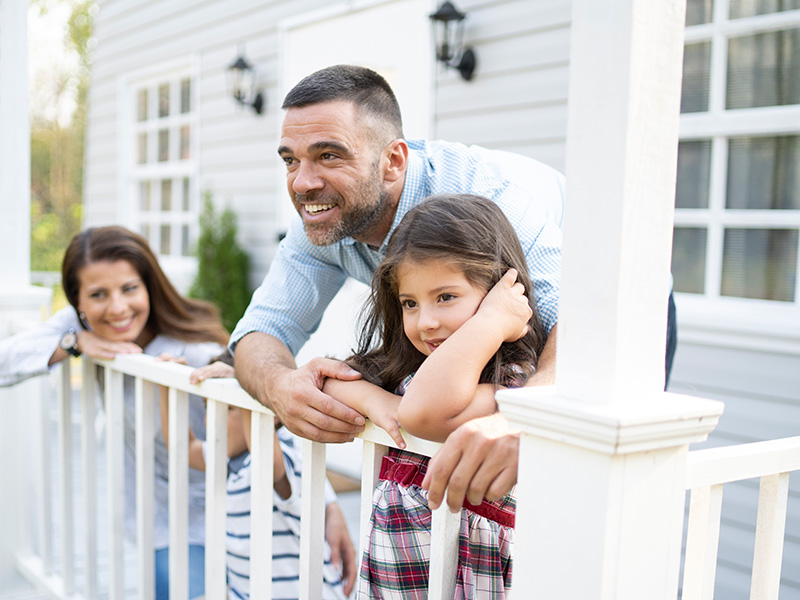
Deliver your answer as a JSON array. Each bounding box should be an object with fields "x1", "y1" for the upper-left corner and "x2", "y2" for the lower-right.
[
  {"x1": 62, "y1": 226, "x2": 229, "y2": 346},
  {"x1": 349, "y1": 194, "x2": 548, "y2": 392}
]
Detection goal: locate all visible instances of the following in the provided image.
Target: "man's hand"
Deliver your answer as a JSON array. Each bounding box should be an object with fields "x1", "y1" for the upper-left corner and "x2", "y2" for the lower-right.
[
  {"x1": 273, "y1": 357, "x2": 366, "y2": 442},
  {"x1": 422, "y1": 412, "x2": 520, "y2": 512},
  {"x1": 325, "y1": 502, "x2": 357, "y2": 596},
  {"x1": 234, "y1": 333, "x2": 365, "y2": 443}
]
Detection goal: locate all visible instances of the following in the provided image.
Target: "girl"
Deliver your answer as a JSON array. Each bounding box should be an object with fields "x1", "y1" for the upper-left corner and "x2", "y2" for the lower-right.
[
  {"x1": 323, "y1": 194, "x2": 548, "y2": 599},
  {"x1": 157, "y1": 351, "x2": 353, "y2": 600},
  {"x1": 0, "y1": 226, "x2": 229, "y2": 599}
]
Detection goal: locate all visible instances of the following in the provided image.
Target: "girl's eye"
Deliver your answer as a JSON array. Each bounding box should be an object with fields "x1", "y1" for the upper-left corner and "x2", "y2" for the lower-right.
[
  {"x1": 400, "y1": 299, "x2": 417, "y2": 310},
  {"x1": 439, "y1": 293, "x2": 456, "y2": 303}
]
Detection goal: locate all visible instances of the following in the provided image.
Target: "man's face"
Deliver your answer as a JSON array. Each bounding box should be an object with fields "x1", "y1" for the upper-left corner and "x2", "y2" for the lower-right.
[{"x1": 278, "y1": 100, "x2": 394, "y2": 246}]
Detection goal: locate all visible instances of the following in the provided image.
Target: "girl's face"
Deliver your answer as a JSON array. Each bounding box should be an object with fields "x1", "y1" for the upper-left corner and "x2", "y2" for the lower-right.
[
  {"x1": 77, "y1": 259, "x2": 153, "y2": 347},
  {"x1": 396, "y1": 258, "x2": 487, "y2": 357}
]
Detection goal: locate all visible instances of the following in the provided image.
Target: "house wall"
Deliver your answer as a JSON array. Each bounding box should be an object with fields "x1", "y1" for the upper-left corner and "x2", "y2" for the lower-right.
[{"x1": 82, "y1": 0, "x2": 799, "y2": 596}]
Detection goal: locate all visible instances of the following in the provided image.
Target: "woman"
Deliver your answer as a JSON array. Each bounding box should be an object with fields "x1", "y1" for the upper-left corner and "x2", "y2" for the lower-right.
[{"x1": 1, "y1": 226, "x2": 228, "y2": 599}]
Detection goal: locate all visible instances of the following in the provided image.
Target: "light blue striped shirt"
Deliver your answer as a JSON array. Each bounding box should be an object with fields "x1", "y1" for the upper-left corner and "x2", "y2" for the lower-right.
[{"x1": 231, "y1": 139, "x2": 565, "y2": 356}]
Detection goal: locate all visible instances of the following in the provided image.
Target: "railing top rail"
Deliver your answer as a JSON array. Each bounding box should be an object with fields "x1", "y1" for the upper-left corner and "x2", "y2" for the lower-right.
[
  {"x1": 89, "y1": 354, "x2": 271, "y2": 414},
  {"x1": 87, "y1": 354, "x2": 442, "y2": 458},
  {"x1": 686, "y1": 436, "x2": 800, "y2": 489}
]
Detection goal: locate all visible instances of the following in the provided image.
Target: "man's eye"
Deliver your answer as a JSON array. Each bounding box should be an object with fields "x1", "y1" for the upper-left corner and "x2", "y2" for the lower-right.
[
  {"x1": 282, "y1": 156, "x2": 295, "y2": 166},
  {"x1": 321, "y1": 152, "x2": 337, "y2": 160}
]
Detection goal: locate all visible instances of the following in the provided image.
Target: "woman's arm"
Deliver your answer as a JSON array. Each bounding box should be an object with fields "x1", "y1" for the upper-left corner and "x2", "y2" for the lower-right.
[
  {"x1": 399, "y1": 270, "x2": 532, "y2": 442},
  {"x1": 322, "y1": 378, "x2": 405, "y2": 448}
]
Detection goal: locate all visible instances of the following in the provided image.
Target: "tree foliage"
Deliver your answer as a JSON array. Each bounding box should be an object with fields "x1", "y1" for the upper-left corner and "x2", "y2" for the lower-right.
[
  {"x1": 30, "y1": 0, "x2": 93, "y2": 271},
  {"x1": 190, "y1": 193, "x2": 251, "y2": 333}
]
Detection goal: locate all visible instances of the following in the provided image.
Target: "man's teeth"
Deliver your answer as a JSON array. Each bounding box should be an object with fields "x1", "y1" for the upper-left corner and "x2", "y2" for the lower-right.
[{"x1": 306, "y1": 203, "x2": 335, "y2": 215}]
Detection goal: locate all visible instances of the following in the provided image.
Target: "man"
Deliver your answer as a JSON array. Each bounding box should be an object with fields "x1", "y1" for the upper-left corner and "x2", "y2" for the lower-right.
[{"x1": 231, "y1": 65, "x2": 673, "y2": 514}]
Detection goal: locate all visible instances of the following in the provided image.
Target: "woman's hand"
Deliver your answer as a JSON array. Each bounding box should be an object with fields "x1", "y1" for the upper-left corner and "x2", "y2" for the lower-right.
[
  {"x1": 477, "y1": 269, "x2": 532, "y2": 343},
  {"x1": 76, "y1": 329, "x2": 143, "y2": 359}
]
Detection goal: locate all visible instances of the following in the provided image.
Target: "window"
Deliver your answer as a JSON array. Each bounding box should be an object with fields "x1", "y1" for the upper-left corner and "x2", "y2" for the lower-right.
[
  {"x1": 131, "y1": 71, "x2": 197, "y2": 260},
  {"x1": 673, "y1": 0, "x2": 800, "y2": 321}
]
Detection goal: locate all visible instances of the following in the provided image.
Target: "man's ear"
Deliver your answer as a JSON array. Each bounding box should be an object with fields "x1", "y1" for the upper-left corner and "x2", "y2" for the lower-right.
[{"x1": 382, "y1": 139, "x2": 409, "y2": 183}]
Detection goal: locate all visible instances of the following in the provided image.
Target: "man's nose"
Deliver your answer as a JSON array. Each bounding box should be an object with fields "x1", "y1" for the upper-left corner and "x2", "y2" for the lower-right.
[{"x1": 290, "y1": 162, "x2": 324, "y2": 195}]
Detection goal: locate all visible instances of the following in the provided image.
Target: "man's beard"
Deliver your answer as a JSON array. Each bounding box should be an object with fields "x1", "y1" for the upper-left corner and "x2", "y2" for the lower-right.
[{"x1": 295, "y1": 176, "x2": 394, "y2": 246}]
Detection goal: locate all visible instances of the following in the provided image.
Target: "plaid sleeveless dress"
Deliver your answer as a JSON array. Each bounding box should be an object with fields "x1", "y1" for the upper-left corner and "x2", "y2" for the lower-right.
[{"x1": 356, "y1": 375, "x2": 517, "y2": 599}]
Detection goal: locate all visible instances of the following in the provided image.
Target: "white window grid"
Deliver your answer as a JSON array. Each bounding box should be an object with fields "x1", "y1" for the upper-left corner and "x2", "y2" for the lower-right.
[
  {"x1": 677, "y1": 3, "x2": 800, "y2": 310},
  {"x1": 130, "y1": 71, "x2": 199, "y2": 260}
]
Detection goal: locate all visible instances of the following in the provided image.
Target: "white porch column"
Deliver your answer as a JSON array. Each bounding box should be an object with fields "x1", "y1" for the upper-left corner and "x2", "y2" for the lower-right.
[
  {"x1": 0, "y1": 0, "x2": 53, "y2": 590},
  {"x1": 498, "y1": 0, "x2": 724, "y2": 597}
]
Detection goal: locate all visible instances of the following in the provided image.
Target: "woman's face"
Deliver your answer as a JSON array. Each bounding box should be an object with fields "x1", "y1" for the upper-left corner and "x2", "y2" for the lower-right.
[{"x1": 77, "y1": 259, "x2": 152, "y2": 347}]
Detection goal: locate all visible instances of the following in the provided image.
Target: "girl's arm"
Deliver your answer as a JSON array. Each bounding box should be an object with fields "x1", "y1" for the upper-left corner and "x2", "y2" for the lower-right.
[
  {"x1": 158, "y1": 385, "x2": 207, "y2": 471},
  {"x1": 240, "y1": 409, "x2": 292, "y2": 499},
  {"x1": 322, "y1": 378, "x2": 405, "y2": 448},
  {"x1": 399, "y1": 269, "x2": 532, "y2": 442}
]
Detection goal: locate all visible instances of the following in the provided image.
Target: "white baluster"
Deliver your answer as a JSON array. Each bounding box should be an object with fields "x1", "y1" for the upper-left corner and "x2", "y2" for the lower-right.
[
  {"x1": 168, "y1": 387, "x2": 190, "y2": 600},
  {"x1": 249, "y1": 410, "x2": 275, "y2": 598},
  {"x1": 204, "y1": 398, "x2": 229, "y2": 599},
  {"x1": 300, "y1": 439, "x2": 327, "y2": 600},
  {"x1": 682, "y1": 484, "x2": 723, "y2": 600},
  {"x1": 57, "y1": 358, "x2": 74, "y2": 593},
  {"x1": 427, "y1": 505, "x2": 460, "y2": 600},
  {"x1": 750, "y1": 472, "x2": 790, "y2": 600},
  {"x1": 37, "y1": 374, "x2": 53, "y2": 574},
  {"x1": 136, "y1": 378, "x2": 155, "y2": 600},
  {"x1": 81, "y1": 359, "x2": 98, "y2": 599},
  {"x1": 106, "y1": 367, "x2": 125, "y2": 600}
]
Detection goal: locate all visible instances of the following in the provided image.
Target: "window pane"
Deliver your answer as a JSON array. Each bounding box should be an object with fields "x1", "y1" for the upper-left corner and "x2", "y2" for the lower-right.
[
  {"x1": 161, "y1": 180, "x2": 172, "y2": 211},
  {"x1": 137, "y1": 89, "x2": 148, "y2": 121},
  {"x1": 160, "y1": 225, "x2": 171, "y2": 255},
  {"x1": 681, "y1": 42, "x2": 711, "y2": 113},
  {"x1": 141, "y1": 224, "x2": 151, "y2": 246},
  {"x1": 672, "y1": 227, "x2": 708, "y2": 294},
  {"x1": 727, "y1": 136, "x2": 800, "y2": 210},
  {"x1": 140, "y1": 181, "x2": 151, "y2": 211},
  {"x1": 721, "y1": 228, "x2": 797, "y2": 301},
  {"x1": 730, "y1": 0, "x2": 800, "y2": 18},
  {"x1": 137, "y1": 133, "x2": 148, "y2": 164},
  {"x1": 181, "y1": 78, "x2": 191, "y2": 114},
  {"x1": 181, "y1": 225, "x2": 190, "y2": 256},
  {"x1": 158, "y1": 129, "x2": 169, "y2": 162},
  {"x1": 182, "y1": 178, "x2": 190, "y2": 212},
  {"x1": 158, "y1": 83, "x2": 170, "y2": 118},
  {"x1": 180, "y1": 125, "x2": 191, "y2": 160},
  {"x1": 676, "y1": 140, "x2": 712, "y2": 208},
  {"x1": 727, "y1": 28, "x2": 800, "y2": 109},
  {"x1": 686, "y1": 0, "x2": 713, "y2": 25}
]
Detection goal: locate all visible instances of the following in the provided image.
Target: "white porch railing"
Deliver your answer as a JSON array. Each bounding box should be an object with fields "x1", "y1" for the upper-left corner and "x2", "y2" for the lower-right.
[
  {"x1": 6, "y1": 353, "x2": 799, "y2": 600},
  {"x1": 10, "y1": 353, "x2": 462, "y2": 600}
]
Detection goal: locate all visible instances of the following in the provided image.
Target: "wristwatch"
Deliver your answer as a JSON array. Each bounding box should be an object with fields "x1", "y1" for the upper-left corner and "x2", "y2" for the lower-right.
[{"x1": 59, "y1": 329, "x2": 81, "y2": 357}]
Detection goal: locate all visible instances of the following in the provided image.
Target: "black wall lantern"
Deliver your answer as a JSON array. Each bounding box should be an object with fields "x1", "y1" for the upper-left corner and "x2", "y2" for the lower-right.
[
  {"x1": 227, "y1": 51, "x2": 264, "y2": 115},
  {"x1": 429, "y1": 1, "x2": 476, "y2": 81}
]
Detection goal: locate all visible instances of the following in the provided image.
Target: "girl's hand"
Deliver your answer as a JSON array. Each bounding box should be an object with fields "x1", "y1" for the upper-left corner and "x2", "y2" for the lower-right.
[
  {"x1": 77, "y1": 329, "x2": 143, "y2": 359},
  {"x1": 478, "y1": 269, "x2": 532, "y2": 342},
  {"x1": 188, "y1": 360, "x2": 235, "y2": 384},
  {"x1": 365, "y1": 395, "x2": 406, "y2": 449}
]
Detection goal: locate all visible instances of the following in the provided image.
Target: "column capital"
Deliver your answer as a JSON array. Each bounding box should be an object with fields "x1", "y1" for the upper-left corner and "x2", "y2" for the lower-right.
[{"x1": 498, "y1": 387, "x2": 724, "y2": 455}]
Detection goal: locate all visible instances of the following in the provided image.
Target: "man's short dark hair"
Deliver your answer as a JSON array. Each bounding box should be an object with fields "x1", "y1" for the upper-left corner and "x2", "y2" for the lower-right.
[{"x1": 282, "y1": 65, "x2": 404, "y2": 140}]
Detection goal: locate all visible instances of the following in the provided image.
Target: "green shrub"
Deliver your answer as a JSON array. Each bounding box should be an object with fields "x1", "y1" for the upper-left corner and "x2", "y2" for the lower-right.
[{"x1": 190, "y1": 192, "x2": 251, "y2": 333}]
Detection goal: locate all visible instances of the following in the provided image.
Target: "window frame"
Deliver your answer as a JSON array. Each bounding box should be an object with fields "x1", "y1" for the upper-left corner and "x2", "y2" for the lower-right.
[
  {"x1": 122, "y1": 56, "x2": 200, "y2": 289},
  {"x1": 675, "y1": 3, "x2": 800, "y2": 351}
]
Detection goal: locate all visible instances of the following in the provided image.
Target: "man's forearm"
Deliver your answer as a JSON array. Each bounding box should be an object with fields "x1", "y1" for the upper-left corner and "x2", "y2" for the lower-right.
[{"x1": 234, "y1": 331, "x2": 296, "y2": 410}]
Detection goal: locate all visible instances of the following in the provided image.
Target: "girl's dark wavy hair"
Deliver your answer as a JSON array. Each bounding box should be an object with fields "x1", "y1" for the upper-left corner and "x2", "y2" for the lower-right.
[
  {"x1": 62, "y1": 226, "x2": 229, "y2": 346},
  {"x1": 349, "y1": 194, "x2": 548, "y2": 392}
]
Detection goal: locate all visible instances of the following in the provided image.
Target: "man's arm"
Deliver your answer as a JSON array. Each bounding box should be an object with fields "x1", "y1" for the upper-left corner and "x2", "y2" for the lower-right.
[{"x1": 233, "y1": 331, "x2": 365, "y2": 443}]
